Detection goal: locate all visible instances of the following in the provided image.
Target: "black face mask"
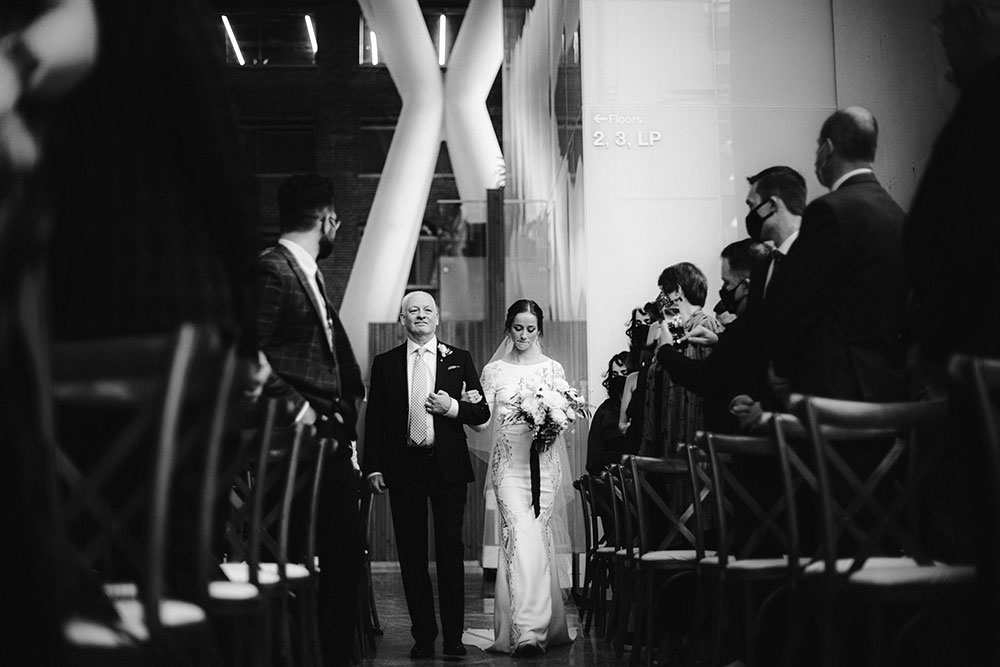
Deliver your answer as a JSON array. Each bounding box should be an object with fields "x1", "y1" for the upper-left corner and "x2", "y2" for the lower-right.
[
  {"x1": 608, "y1": 375, "x2": 627, "y2": 400},
  {"x1": 745, "y1": 199, "x2": 775, "y2": 242},
  {"x1": 718, "y1": 279, "x2": 746, "y2": 314},
  {"x1": 629, "y1": 323, "x2": 650, "y2": 350}
]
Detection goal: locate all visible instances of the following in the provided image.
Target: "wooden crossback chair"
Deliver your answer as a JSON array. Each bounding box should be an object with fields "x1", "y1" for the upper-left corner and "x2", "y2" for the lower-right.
[
  {"x1": 784, "y1": 394, "x2": 976, "y2": 667},
  {"x1": 572, "y1": 477, "x2": 595, "y2": 612},
  {"x1": 52, "y1": 324, "x2": 233, "y2": 664},
  {"x1": 222, "y1": 419, "x2": 326, "y2": 667},
  {"x1": 624, "y1": 454, "x2": 714, "y2": 667},
  {"x1": 582, "y1": 472, "x2": 616, "y2": 637},
  {"x1": 688, "y1": 429, "x2": 802, "y2": 667},
  {"x1": 605, "y1": 464, "x2": 639, "y2": 656},
  {"x1": 357, "y1": 482, "x2": 382, "y2": 658}
]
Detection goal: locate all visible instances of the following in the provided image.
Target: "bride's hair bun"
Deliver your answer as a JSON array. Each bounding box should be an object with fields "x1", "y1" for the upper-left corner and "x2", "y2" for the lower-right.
[{"x1": 505, "y1": 299, "x2": 544, "y2": 335}]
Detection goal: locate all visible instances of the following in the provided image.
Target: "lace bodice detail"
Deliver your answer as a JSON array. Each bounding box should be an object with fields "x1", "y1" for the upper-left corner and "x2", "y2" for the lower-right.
[{"x1": 481, "y1": 358, "x2": 566, "y2": 424}]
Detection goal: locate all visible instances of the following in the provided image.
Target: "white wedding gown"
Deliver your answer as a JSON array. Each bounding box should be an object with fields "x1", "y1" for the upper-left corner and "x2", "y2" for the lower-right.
[{"x1": 464, "y1": 358, "x2": 576, "y2": 654}]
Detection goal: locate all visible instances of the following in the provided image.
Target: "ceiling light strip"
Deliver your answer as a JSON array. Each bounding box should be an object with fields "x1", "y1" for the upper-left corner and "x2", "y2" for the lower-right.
[{"x1": 221, "y1": 15, "x2": 245, "y2": 66}]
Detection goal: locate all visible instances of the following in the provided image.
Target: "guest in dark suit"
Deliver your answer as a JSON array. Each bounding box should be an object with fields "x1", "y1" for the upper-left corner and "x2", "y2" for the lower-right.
[
  {"x1": 728, "y1": 166, "x2": 806, "y2": 428},
  {"x1": 363, "y1": 290, "x2": 490, "y2": 659},
  {"x1": 256, "y1": 173, "x2": 365, "y2": 667},
  {"x1": 769, "y1": 108, "x2": 909, "y2": 403},
  {"x1": 906, "y1": 0, "x2": 1000, "y2": 379}
]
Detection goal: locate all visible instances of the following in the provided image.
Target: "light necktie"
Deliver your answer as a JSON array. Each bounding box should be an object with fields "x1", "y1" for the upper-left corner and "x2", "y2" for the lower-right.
[{"x1": 409, "y1": 348, "x2": 431, "y2": 446}]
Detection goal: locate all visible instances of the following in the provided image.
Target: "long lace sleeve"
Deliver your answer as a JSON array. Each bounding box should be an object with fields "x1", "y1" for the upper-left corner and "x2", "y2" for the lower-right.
[{"x1": 481, "y1": 362, "x2": 499, "y2": 410}]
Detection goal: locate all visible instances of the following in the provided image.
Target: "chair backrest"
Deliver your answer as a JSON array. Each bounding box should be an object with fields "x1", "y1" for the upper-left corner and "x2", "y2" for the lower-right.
[
  {"x1": 949, "y1": 355, "x2": 1000, "y2": 625},
  {"x1": 52, "y1": 324, "x2": 233, "y2": 630},
  {"x1": 690, "y1": 430, "x2": 798, "y2": 567},
  {"x1": 585, "y1": 472, "x2": 615, "y2": 551},
  {"x1": 607, "y1": 464, "x2": 638, "y2": 554},
  {"x1": 573, "y1": 477, "x2": 595, "y2": 559},
  {"x1": 264, "y1": 424, "x2": 326, "y2": 580},
  {"x1": 788, "y1": 394, "x2": 949, "y2": 575},
  {"x1": 625, "y1": 455, "x2": 704, "y2": 558}
]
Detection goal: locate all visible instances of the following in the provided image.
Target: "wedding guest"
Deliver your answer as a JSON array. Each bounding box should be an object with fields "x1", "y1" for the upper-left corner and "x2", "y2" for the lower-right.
[
  {"x1": 644, "y1": 262, "x2": 722, "y2": 457},
  {"x1": 767, "y1": 108, "x2": 908, "y2": 405},
  {"x1": 728, "y1": 165, "x2": 806, "y2": 429},
  {"x1": 586, "y1": 351, "x2": 630, "y2": 474},
  {"x1": 906, "y1": 0, "x2": 1000, "y2": 383},
  {"x1": 363, "y1": 291, "x2": 490, "y2": 659},
  {"x1": 903, "y1": 3, "x2": 1000, "y2": 659},
  {"x1": 621, "y1": 301, "x2": 659, "y2": 451},
  {"x1": 1, "y1": 1, "x2": 102, "y2": 660},
  {"x1": 256, "y1": 173, "x2": 364, "y2": 667},
  {"x1": 656, "y1": 240, "x2": 769, "y2": 433},
  {"x1": 46, "y1": 0, "x2": 259, "y2": 606}
]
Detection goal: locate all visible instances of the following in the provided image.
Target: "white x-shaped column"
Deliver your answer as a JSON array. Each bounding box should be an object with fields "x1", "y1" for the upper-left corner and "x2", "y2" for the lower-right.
[{"x1": 343, "y1": 0, "x2": 503, "y2": 374}]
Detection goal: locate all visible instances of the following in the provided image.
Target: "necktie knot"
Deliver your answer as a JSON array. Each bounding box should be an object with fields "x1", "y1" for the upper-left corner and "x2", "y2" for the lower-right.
[{"x1": 772, "y1": 250, "x2": 784, "y2": 264}]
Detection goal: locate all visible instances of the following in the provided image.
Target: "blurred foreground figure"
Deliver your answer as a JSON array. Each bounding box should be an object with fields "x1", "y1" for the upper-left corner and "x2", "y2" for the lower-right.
[
  {"x1": 1, "y1": 1, "x2": 100, "y2": 662},
  {"x1": 42, "y1": 0, "x2": 258, "y2": 607},
  {"x1": 905, "y1": 0, "x2": 1000, "y2": 381}
]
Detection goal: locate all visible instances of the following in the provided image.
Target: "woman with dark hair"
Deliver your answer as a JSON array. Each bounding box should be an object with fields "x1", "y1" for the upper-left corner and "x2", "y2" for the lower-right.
[
  {"x1": 642, "y1": 262, "x2": 723, "y2": 457},
  {"x1": 586, "y1": 351, "x2": 629, "y2": 475},
  {"x1": 466, "y1": 299, "x2": 578, "y2": 656}
]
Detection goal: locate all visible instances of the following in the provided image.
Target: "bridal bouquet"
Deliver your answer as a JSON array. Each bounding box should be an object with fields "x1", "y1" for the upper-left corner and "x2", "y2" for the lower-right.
[{"x1": 502, "y1": 374, "x2": 590, "y2": 452}]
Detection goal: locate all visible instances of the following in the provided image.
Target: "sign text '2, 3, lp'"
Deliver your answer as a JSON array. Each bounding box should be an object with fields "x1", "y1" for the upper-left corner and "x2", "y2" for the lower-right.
[{"x1": 592, "y1": 130, "x2": 662, "y2": 150}]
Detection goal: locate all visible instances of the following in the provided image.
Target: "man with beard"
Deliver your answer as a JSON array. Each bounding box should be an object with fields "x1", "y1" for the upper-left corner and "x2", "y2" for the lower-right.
[{"x1": 256, "y1": 173, "x2": 365, "y2": 667}]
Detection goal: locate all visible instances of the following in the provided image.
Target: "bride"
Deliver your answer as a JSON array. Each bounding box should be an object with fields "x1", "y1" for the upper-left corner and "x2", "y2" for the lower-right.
[{"x1": 467, "y1": 299, "x2": 577, "y2": 656}]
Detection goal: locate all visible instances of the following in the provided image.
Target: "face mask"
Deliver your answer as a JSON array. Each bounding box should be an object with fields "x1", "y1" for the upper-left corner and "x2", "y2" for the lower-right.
[
  {"x1": 744, "y1": 200, "x2": 774, "y2": 242},
  {"x1": 608, "y1": 375, "x2": 627, "y2": 399},
  {"x1": 630, "y1": 323, "x2": 650, "y2": 349},
  {"x1": 718, "y1": 279, "x2": 746, "y2": 314}
]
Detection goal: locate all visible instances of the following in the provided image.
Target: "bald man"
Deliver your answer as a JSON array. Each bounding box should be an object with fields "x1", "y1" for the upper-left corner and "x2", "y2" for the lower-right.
[
  {"x1": 362, "y1": 291, "x2": 490, "y2": 659},
  {"x1": 768, "y1": 107, "x2": 909, "y2": 403}
]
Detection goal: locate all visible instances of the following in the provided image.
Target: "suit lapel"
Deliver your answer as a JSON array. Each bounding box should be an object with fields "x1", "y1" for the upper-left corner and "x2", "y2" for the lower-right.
[
  {"x1": 274, "y1": 245, "x2": 334, "y2": 355},
  {"x1": 393, "y1": 344, "x2": 410, "y2": 409}
]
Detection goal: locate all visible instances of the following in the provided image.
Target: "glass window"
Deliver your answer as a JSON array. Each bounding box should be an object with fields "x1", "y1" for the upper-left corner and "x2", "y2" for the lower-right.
[
  {"x1": 243, "y1": 123, "x2": 316, "y2": 174},
  {"x1": 220, "y1": 12, "x2": 318, "y2": 68}
]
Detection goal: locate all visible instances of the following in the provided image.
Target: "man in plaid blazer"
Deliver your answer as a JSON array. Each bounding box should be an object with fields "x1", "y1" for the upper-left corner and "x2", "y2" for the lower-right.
[{"x1": 256, "y1": 174, "x2": 364, "y2": 667}]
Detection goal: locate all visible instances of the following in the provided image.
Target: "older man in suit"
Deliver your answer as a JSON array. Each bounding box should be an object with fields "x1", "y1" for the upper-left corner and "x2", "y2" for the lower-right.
[
  {"x1": 769, "y1": 108, "x2": 909, "y2": 403},
  {"x1": 256, "y1": 173, "x2": 365, "y2": 667},
  {"x1": 363, "y1": 291, "x2": 490, "y2": 659}
]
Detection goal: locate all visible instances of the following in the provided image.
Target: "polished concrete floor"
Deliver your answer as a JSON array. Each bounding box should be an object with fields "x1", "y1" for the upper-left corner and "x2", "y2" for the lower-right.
[{"x1": 360, "y1": 563, "x2": 624, "y2": 666}]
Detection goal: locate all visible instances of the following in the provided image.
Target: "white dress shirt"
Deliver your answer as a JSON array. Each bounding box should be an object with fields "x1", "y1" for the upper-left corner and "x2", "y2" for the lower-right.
[{"x1": 831, "y1": 167, "x2": 873, "y2": 191}]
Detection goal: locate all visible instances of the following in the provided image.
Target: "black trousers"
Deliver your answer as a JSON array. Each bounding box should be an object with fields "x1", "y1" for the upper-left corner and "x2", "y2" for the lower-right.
[{"x1": 387, "y1": 449, "x2": 468, "y2": 645}]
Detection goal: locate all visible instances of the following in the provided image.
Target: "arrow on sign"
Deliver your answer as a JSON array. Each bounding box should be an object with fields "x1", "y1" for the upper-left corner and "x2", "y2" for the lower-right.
[{"x1": 593, "y1": 114, "x2": 607, "y2": 123}]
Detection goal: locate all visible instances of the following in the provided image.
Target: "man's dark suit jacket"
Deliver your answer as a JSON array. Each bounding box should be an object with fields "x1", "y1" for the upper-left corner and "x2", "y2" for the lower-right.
[
  {"x1": 363, "y1": 342, "x2": 490, "y2": 485},
  {"x1": 256, "y1": 244, "x2": 364, "y2": 425},
  {"x1": 770, "y1": 173, "x2": 908, "y2": 401},
  {"x1": 657, "y1": 316, "x2": 746, "y2": 433},
  {"x1": 905, "y1": 58, "x2": 1000, "y2": 364}
]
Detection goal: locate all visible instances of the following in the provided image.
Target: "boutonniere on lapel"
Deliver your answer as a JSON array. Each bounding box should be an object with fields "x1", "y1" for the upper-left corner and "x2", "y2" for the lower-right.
[{"x1": 438, "y1": 343, "x2": 453, "y2": 359}]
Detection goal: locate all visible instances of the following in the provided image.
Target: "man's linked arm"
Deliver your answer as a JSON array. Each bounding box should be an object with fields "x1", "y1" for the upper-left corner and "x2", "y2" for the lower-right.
[{"x1": 455, "y1": 350, "x2": 490, "y2": 426}]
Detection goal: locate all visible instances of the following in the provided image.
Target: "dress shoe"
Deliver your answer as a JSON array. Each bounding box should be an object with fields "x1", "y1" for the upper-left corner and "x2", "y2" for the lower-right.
[
  {"x1": 442, "y1": 642, "x2": 467, "y2": 657},
  {"x1": 512, "y1": 642, "x2": 544, "y2": 658},
  {"x1": 410, "y1": 641, "x2": 435, "y2": 659}
]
